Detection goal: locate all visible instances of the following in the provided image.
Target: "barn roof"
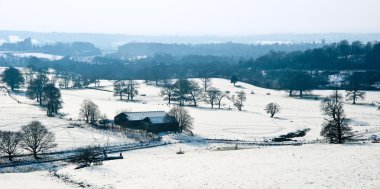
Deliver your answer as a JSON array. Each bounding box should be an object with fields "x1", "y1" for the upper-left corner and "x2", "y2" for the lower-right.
[
  {"x1": 120, "y1": 111, "x2": 168, "y2": 121},
  {"x1": 145, "y1": 116, "x2": 175, "y2": 124}
]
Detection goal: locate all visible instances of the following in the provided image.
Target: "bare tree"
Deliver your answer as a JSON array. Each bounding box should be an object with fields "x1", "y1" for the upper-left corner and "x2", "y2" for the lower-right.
[
  {"x1": 0, "y1": 131, "x2": 21, "y2": 161},
  {"x1": 168, "y1": 107, "x2": 193, "y2": 134},
  {"x1": 205, "y1": 87, "x2": 221, "y2": 108},
  {"x1": 201, "y1": 77, "x2": 212, "y2": 92},
  {"x1": 320, "y1": 91, "x2": 351, "y2": 143},
  {"x1": 71, "y1": 146, "x2": 103, "y2": 168},
  {"x1": 125, "y1": 80, "x2": 139, "y2": 101},
  {"x1": 160, "y1": 84, "x2": 176, "y2": 104},
  {"x1": 187, "y1": 80, "x2": 202, "y2": 107},
  {"x1": 345, "y1": 73, "x2": 366, "y2": 104},
  {"x1": 79, "y1": 99, "x2": 101, "y2": 124},
  {"x1": 231, "y1": 91, "x2": 246, "y2": 111},
  {"x1": 172, "y1": 79, "x2": 202, "y2": 106},
  {"x1": 345, "y1": 90, "x2": 365, "y2": 104},
  {"x1": 113, "y1": 80, "x2": 126, "y2": 100},
  {"x1": 265, "y1": 102, "x2": 280, "y2": 118},
  {"x1": 216, "y1": 91, "x2": 228, "y2": 109},
  {"x1": 20, "y1": 121, "x2": 57, "y2": 158}
]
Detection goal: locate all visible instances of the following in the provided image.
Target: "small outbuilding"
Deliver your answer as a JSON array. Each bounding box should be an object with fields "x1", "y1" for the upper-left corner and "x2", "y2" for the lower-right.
[{"x1": 114, "y1": 111, "x2": 179, "y2": 133}]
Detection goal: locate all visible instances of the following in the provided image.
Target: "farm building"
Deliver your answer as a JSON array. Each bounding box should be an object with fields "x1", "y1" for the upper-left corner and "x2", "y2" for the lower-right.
[{"x1": 114, "y1": 111, "x2": 179, "y2": 133}]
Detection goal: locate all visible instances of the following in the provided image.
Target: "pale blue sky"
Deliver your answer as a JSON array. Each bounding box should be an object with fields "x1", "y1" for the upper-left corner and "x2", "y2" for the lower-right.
[{"x1": 0, "y1": 0, "x2": 379, "y2": 35}]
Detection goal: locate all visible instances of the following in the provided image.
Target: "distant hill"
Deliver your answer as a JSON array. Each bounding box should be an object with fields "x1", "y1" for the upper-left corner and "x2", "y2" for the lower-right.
[
  {"x1": 114, "y1": 42, "x2": 323, "y2": 58},
  {"x1": 1, "y1": 30, "x2": 380, "y2": 51},
  {"x1": 0, "y1": 38, "x2": 101, "y2": 56}
]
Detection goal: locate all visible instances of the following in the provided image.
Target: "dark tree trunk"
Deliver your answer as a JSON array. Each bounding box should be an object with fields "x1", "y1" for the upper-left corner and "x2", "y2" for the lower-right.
[
  {"x1": 192, "y1": 97, "x2": 197, "y2": 107},
  {"x1": 33, "y1": 150, "x2": 38, "y2": 159}
]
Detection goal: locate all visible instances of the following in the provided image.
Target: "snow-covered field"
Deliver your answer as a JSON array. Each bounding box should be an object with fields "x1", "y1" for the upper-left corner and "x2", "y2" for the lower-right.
[
  {"x1": 2, "y1": 77, "x2": 379, "y2": 146},
  {"x1": 1, "y1": 143, "x2": 380, "y2": 189},
  {"x1": 0, "y1": 88, "x2": 131, "y2": 149},
  {"x1": 60, "y1": 78, "x2": 380, "y2": 141},
  {"x1": 0, "y1": 51, "x2": 63, "y2": 61},
  {"x1": 1, "y1": 78, "x2": 380, "y2": 188}
]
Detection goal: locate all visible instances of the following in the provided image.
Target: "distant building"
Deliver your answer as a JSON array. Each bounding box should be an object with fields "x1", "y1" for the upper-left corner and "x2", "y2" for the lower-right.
[{"x1": 114, "y1": 111, "x2": 179, "y2": 133}]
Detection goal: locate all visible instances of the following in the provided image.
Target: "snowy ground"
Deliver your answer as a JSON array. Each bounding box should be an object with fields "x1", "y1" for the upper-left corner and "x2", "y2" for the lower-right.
[
  {"x1": 60, "y1": 78, "x2": 380, "y2": 141},
  {"x1": 1, "y1": 143, "x2": 379, "y2": 189},
  {"x1": 2, "y1": 77, "x2": 379, "y2": 144},
  {"x1": 0, "y1": 88, "x2": 132, "y2": 150},
  {"x1": 0, "y1": 51, "x2": 64, "y2": 61},
  {"x1": 1, "y1": 78, "x2": 380, "y2": 189}
]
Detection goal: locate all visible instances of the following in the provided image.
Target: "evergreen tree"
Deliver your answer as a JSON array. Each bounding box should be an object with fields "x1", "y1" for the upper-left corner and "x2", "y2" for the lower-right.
[
  {"x1": 26, "y1": 73, "x2": 49, "y2": 105},
  {"x1": 230, "y1": 75, "x2": 238, "y2": 86},
  {"x1": 42, "y1": 84, "x2": 62, "y2": 117},
  {"x1": 2, "y1": 67, "x2": 24, "y2": 91}
]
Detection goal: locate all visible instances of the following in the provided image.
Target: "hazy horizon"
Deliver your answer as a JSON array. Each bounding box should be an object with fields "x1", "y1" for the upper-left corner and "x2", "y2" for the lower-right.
[{"x1": 1, "y1": 0, "x2": 380, "y2": 35}]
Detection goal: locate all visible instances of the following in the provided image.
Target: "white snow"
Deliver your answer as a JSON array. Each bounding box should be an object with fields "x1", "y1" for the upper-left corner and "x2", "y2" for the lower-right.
[
  {"x1": 2, "y1": 143, "x2": 379, "y2": 189},
  {"x1": 1, "y1": 78, "x2": 380, "y2": 189},
  {"x1": 0, "y1": 171, "x2": 74, "y2": 189},
  {"x1": 11, "y1": 52, "x2": 64, "y2": 61},
  {"x1": 60, "y1": 78, "x2": 380, "y2": 141},
  {"x1": 0, "y1": 88, "x2": 132, "y2": 150}
]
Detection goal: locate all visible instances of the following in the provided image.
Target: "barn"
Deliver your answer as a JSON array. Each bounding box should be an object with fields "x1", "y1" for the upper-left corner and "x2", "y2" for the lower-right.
[{"x1": 114, "y1": 111, "x2": 179, "y2": 133}]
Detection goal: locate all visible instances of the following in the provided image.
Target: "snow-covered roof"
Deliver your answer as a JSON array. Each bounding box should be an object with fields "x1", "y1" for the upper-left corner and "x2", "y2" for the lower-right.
[
  {"x1": 121, "y1": 111, "x2": 168, "y2": 121},
  {"x1": 145, "y1": 116, "x2": 174, "y2": 124}
]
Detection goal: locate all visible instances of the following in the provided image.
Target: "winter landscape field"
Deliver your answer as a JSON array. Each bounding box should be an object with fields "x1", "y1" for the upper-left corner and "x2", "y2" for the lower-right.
[
  {"x1": 1, "y1": 75, "x2": 380, "y2": 188},
  {"x1": 1, "y1": 0, "x2": 380, "y2": 188}
]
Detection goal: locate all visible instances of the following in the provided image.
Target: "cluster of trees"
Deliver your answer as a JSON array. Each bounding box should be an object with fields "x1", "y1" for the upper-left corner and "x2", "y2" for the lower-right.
[
  {"x1": 0, "y1": 121, "x2": 56, "y2": 160},
  {"x1": 0, "y1": 67, "x2": 63, "y2": 117},
  {"x1": 160, "y1": 79, "x2": 232, "y2": 109},
  {"x1": 22, "y1": 40, "x2": 380, "y2": 92},
  {"x1": 27, "y1": 62, "x2": 100, "y2": 89},
  {"x1": 113, "y1": 80, "x2": 139, "y2": 101},
  {"x1": 55, "y1": 71, "x2": 99, "y2": 89},
  {"x1": 24, "y1": 70, "x2": 62, "y2": 117},
  {"x1": 115, "y1": 42, "x2": 322, "y2": 58},
  {"x1": 244, "y1": 40, "x2": 380, "y2": 70},
  {"x1": 277, "y1": 71, "x2": 315, "y2": 97}
]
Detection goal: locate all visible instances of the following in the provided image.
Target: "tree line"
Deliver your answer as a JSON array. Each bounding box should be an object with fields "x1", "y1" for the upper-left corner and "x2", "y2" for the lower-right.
[
  {"x1": 18, "y1": 40, "x2": 379, "y2": 92},
  {"x1": 242, "y1": 40, "x2": 380, "y2": 70},
  {"x1": 1, "y1": 67, "x2": 63, "y2": 117},
  {"x1": 0, "y1": 38, "x2": 101, "y2": 56}
]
